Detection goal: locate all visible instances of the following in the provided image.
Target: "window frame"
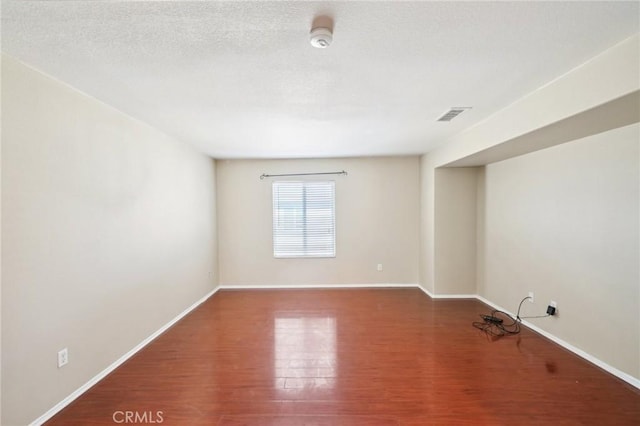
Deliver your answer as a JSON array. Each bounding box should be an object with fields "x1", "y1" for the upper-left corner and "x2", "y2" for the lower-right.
[{"x1": 272, "y1": 180, "x2": 336, "y2": 259}]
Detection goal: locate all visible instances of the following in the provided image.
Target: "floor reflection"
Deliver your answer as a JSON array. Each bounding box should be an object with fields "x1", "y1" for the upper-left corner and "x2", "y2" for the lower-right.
[{"x1": 274, "y1": 312, "x2": 337, "y2": 398}]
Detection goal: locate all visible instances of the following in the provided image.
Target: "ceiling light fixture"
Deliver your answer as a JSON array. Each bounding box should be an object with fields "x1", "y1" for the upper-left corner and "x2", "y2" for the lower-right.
[{"x1": 310, "y1": 27, "x2": 333, "y2": 48}]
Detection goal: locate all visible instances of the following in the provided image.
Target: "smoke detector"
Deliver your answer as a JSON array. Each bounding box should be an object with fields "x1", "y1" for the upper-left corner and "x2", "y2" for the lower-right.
[{"x1": 310, "y1": 27, "x2": 333, "y2": 48}]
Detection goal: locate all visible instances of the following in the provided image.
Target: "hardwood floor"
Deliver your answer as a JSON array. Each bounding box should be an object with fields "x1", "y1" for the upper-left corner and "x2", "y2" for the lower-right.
[{"x1": 47, "y1": 288, "x2": 640, "y2": 425}]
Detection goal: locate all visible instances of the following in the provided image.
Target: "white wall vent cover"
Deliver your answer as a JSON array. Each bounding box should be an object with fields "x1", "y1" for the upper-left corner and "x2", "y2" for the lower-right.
[{"x1": 437, "y1": 107, "x2": 471, "y2": 122}]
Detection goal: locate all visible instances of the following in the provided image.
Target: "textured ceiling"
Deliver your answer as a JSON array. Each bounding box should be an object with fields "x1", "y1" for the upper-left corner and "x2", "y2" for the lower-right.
[{"x1": 2, "y1": 1, "x2": 639, "y2": 159}]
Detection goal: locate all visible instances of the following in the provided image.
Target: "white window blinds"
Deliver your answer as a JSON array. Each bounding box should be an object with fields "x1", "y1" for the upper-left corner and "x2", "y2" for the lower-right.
[{"x1": 272, "y1": 181, "x2": 336, "y2": 258}]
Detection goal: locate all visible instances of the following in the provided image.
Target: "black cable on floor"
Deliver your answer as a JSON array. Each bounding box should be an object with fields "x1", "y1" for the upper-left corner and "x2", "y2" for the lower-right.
[{"x1": 472, "y1": 296, "x2": 549, "y2": 338}]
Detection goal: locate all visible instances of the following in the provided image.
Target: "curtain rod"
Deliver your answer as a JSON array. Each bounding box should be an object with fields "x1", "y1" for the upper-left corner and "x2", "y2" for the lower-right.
[{"x1": 260, "y1": 170, "x2": 347, "y2": 180}]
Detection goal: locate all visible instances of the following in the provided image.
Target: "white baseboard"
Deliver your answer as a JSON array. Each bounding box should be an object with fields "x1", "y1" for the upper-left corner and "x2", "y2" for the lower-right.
[
  {"x1": 416, "y1": 285, "x2": 476, "y2": 299},
  {"x1": 420, "y1": 288, "x2": 639, "y2": 389},
  {"x1": 431, "y1": 293, "x2": 477, "y2": 299},
  {"x1": 30, "y1": 284, "x2": 639, "y2": 425},
  {"x1": 417, "y1": 285, "x2": 434, "y2": 298},
  {"x1": 30, "y1": 286, "x2": 221, "y2": 426},
  {"x1": 475, "y1": 295, "x2": 640, "y2": 390},
  {"x1": 218, "y1": 283, "x2": 420, "y2": 290},
  {"x1": 31, "y1": 283, "x2": 418, "y2": 424}
]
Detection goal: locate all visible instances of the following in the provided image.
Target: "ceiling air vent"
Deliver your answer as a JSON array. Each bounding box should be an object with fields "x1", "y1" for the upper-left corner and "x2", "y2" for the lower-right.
[{"x1": 437, "y1": 107, "x2": 471, "y2": 122}]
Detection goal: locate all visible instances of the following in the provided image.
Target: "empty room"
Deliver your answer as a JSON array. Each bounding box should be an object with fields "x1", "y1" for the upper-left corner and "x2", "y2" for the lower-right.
[{"x1": 1, "y1": 1, "x2": 639, "y2": 425}]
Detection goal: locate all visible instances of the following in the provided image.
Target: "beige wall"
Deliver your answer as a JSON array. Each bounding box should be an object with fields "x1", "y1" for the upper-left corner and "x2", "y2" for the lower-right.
[
  {"x1": 426, "y1": 35, "x2": 639, "y2": 169},
  {"x1": 419, "y1": 36, "x2": 638, "y2": 293},
  {"x1": 434, "y1": 167, "x2": 479, "y2": 295},
  {"x1": 217, "y1": 157, "x2": 420, "y2": 285},
  {"x1": 480, "y1": 124, "x2": 639, "y2": 379},
  {"x1": 1, "y1": 55, "x2": 218, "y2": 425},
  {"x1": 0, "y1": 54, "x2": 3, "y2": 426},
  {"x1": 419, "y1": 156, "x2": 435, "y2": 294},
  {"x1": 419, "y1": 35, "x2": 639, "y2": 383}
]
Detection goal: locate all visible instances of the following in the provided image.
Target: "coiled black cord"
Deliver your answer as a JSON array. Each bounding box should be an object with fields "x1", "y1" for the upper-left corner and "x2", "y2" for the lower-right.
[{"x1": 473, "y1": 296, "x2": 549, "y2": 338}]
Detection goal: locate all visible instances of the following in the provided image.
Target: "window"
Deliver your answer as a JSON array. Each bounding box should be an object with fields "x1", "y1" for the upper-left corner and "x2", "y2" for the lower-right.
[{"x1": 272, "y1": 181, "x2": 335, "y2": 258}]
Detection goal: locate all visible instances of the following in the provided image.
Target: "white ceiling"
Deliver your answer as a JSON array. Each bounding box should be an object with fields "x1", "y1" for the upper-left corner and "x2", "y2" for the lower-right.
[{"x1": 2, "y1": 1, "x2": 639, "y2": 159}]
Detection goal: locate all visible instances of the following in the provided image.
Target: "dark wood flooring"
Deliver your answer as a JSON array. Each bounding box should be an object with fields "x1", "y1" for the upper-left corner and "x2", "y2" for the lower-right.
[{"x1": 47, "y1": 288, "x2": 640, "y2": 425}]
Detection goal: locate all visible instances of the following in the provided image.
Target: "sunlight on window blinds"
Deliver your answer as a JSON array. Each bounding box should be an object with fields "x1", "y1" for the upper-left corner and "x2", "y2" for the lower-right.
[{"x1": 272, "y1": 181, "x2": 336, "y2": 258}]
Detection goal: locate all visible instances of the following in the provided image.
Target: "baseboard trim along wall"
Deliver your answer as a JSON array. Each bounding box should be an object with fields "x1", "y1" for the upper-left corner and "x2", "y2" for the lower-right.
[
  {"x1": 475, "y1": 295, "x2": 640, "y2": 390},
  {"x1": 30, "y1": 283, "x2": 639, "y2": 424},
  {"x1": 30, "y1": 287, "x2": 221, "y2": 426},
  {"x1": 417, "y1": 286, "x2": 476, "y2": 299},
  {"x1": 31, "y1": 283, "x2": 416, "y2": 424},
  {"x1": 217, "y1": 283, "x2": 420, "y2": 290}
]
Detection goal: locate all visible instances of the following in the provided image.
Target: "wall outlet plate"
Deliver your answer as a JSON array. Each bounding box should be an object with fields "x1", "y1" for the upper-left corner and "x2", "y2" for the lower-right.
[
  {"x1": 58, "y1": 348, "x2": 68, "y2": 368},
  {"x1": 528, "y1": 292, "x2": 534, "y2": 303}
]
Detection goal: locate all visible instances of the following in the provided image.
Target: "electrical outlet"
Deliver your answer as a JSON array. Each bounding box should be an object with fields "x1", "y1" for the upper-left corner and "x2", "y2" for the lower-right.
[
  {"x1": 528, "y1": 292, "x2": 534, "y2": 303},
  {"x1": 377, "y1": 263, "x2": 383, "y2": 272},
  {"x1": 58, "y1": 348, "x2": 68, "y2": 368}
]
